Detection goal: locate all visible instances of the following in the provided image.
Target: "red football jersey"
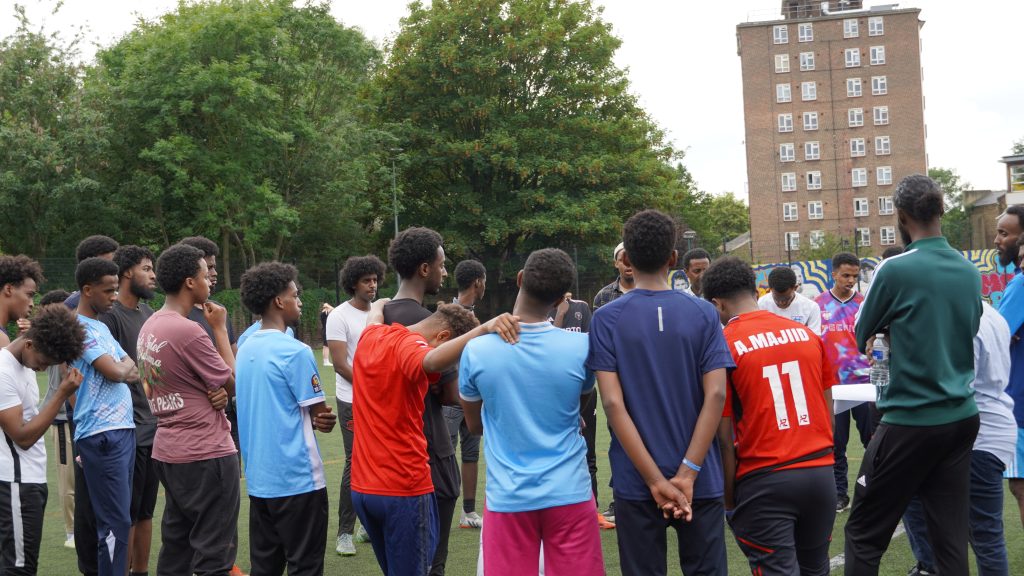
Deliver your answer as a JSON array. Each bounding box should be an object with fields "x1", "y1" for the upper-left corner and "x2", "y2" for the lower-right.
[{"x1": 723, "y1": 310, "x2": 836, "y2": 479}]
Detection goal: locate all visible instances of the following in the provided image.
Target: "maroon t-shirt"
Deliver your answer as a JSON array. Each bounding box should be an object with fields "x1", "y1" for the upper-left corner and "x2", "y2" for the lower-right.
[{"x1": 137, "y1": 309, "x2": 235, "y2": 464}]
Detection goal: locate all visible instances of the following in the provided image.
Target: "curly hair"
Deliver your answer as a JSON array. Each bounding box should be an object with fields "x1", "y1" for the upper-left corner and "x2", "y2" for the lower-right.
[
  {"x1": 1006, "y1": 205, "x2": 1024, "y2": 231},
  {"x1": 701, "y1": 257, "x2": 757, "y2": 301},
  {"x1": 881, "y1": 246, "x2": 906, "y2": 259},
  {"x1": 156, "y1": 244, "x2": 204, "y2": 294},
  {"x1": 113, "y1": 245, "x2": 155, "y2": 278},
  {"x1": 0, "y1": 255, "x2": 45, "y2": 289},
  {"x1": 831, "y1": 252, "x2": 860, "y2": 270},
  {"x1": 75, "y1": 235, "x2": 119, "y2": 263},
  {"x1": 177, "y1": 236, "x2": 219, "y2": 258},
  {"x1": 623, "y1": 210, "x2": 677, "y2": 273},
  {"x1": 454, "y1": 260, "x2": 487, "y2": 291},
  {"x1": 388, "y1": 227, "x2": 443, "y2": 280},
  {"x1": 240, "y1": 262, "x2": 298, "y2": 315},
  {"x1": 25, "y1": 304, "x2": 86, "y2": 364},
  {"x1": 682, "y1": 248, "x2": 711, "y2": 271},
  {"x1": 894, "y1": 174, "x2": 944, "y2": 223},
  {"x1": 340, "y1": 256, "x2": 387, "y2": 296},
  {"x1": 521, "y1": 249, "x2": 574, "y2": 306},
  {"x1": 767, "y1": 267, "x2": 798, "y2": 292},
  {"x1": 432, "y1": 302, "x2": 480, "y2": 338},
  {"x1": 38, "y1": 290, "x2": 70, "y2": 307},
  {"x1": 75, "y1": 257, "x2": 119, "y2": 289}
]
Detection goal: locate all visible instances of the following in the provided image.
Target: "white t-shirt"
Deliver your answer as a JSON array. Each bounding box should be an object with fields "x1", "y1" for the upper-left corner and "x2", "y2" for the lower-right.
[
  {"x1": 757, "y1": 292, "x2": 822, "y2": 335},
  {"x1": 0, "y1": 349, "x2": 47, "y2": 483},
  {"x1": 325, "y1": 301, "x2": 369, "y2": 403}
]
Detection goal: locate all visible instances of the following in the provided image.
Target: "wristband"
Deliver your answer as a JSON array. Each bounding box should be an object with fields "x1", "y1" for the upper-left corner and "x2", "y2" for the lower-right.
[{"x1": 682, "y1": 457, "x2": 702, "y2": 473}]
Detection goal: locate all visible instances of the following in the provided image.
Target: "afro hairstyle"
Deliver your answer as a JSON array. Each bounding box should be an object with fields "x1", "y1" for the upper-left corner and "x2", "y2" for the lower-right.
[
  {"x1": 454, "y1": 260, "x2": 487, "y2": 291},
  {"x1": 894, "y1": 174, "x2": 944, "y2": 223},
  {"x1": 340, "y1": 256, "x2": 387, "y2": 296},
  {"x1": 25, "y1": 304, "x2": 86, "y2": 364},
  {"x1": 38, "y1": 289, "x2": 71, "y2": 307},
  {"x1": 831, "y1": 252, "x2": 860, "y2": 270},
  {"x1": 240, "y1": 262, "x2": 298, "y2": 316},
  {"x1": 177, "y1": 236, "x2": 219, "y2": 258},
  {"x1": 431, "y1": 302, "x2": 480, "y2": 338},
  {"x1": 767, "y1": 267, "x2": 798, "y2": 292},
  {"x1": 388, "y1": 227, "x2": 443, "y2": 280},
  {"x1": 156, "y1": 244, "x2": 205, "y2": 294},
  {"x1": 0, "y1": 255, "x2": 45, "y2": 289},
  {"x1": 521, "y1": 249, "x2": 574, "y2": 306},
  {"x1": 701, "y1": 256, "x2": 757, "y2": 302},
  {"x1": 75, "y1": 235, "x2": 119, "y2": 263},
  {"x1": 75, "y1": 257, "x2": 119, "y2": 289},
  {"x1": 623, "y1": 209, "x2": 677, "y2": 273},
  {"x1": 682, "y1": 248, "x2": 712, "y2": 271},
  {"x1": 113, "y1": 245, "x2": 156, "y2": 278}
]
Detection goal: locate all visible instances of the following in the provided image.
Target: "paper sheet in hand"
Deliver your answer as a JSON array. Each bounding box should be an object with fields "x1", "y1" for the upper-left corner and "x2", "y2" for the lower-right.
[{"x1": 831, "y1": 384, "x2": 876, "y2": 413}]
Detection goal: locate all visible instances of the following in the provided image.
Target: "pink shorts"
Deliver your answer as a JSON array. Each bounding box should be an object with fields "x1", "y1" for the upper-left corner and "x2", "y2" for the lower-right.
[{"x1": 482, "y1": 498, "x2": 605, "y2": 576}]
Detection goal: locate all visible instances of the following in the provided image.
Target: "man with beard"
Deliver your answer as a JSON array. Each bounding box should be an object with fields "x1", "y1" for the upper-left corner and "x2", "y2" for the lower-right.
[
  {"x1": 994, "y1": 205, "x2": 1024, "y2": 527},
  {"x1": 0, "y1": 255, "x2": 43, "y2": 347},
  {"x1": 845, "y1": 174, "x2": 982, "y2": 576},
  {"x1": 681, "y1": 248, "x2": 711, "y2": 298}
]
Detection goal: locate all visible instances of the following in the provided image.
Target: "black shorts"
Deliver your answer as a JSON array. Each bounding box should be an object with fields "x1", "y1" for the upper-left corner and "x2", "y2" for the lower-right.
[{"x1": 130, "y1": 444, "x2": 159, "y2": 523}]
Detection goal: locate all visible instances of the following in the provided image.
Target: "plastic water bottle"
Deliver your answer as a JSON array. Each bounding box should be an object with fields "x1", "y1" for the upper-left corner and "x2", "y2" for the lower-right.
[{"x1": 870, "y1": 333, "x2": 889, "y2": 393}]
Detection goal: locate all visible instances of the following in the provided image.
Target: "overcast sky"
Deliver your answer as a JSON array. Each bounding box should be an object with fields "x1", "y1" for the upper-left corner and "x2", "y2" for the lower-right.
[{"x1": 4, "y1": 1, "x2": 1021, "y2": 201}]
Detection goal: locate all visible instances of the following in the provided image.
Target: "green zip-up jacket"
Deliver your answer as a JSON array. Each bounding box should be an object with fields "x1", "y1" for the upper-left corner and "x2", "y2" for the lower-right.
[{"x1": 855, "y1": 236, "x2": 981, "y2": 426}]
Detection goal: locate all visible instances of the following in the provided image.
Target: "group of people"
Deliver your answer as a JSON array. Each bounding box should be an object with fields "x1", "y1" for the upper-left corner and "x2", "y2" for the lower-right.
[{"x1": 0, "y1": 171, "x2": 1020, "y2": 576}]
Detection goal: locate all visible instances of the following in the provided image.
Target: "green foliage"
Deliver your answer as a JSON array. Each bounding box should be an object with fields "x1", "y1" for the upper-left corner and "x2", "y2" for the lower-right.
[
  {"x1": 672, "y1": 162, "x2": 749, "y2": 256},
  {"x1": 802, "y1": 232, "x2": 848, "y2": 262},
  {"x1": 1013, "y1": 137, "x2": 1024, "y2": 156},
  {"x1": 929, "y1": 167, "x2": 971, "y2": 250}
]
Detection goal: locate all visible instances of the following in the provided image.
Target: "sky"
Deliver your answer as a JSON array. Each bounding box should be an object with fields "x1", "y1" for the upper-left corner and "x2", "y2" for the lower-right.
[{"x1": 4, "y1": 0, "x2": 1021, "y2": 202}]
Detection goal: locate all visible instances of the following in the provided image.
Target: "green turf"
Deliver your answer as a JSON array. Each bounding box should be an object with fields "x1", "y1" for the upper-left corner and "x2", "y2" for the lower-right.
[{"x1": 35, "y1": 350, "x2": 1024, "y2": 574}]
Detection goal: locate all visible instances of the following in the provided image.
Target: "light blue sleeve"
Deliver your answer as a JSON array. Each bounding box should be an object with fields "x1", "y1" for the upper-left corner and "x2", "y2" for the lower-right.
[
  {"x1": 997, "y1": 276, "x2": 1024, "y2": 336},
  {"x1": 287, "y1": 346, "x2": 325, "y2": 407},
  {"x1": 458, "y1": 344, "x2": 480, "y2": 402}
]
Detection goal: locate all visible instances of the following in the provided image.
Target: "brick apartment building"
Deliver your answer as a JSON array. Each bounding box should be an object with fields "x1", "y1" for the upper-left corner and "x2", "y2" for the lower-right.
[{"x1": 737, "y1": 1, "x2": 927, "y2": 263}]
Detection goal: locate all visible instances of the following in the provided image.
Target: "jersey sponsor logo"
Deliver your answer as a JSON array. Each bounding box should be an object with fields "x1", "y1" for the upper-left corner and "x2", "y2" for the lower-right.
[
  {"x1": 311, "y1": 374, "x2": 322, "y2": 394},
  {"x1": 733, "y1": 327, "x2": 811, "y2": 357}
]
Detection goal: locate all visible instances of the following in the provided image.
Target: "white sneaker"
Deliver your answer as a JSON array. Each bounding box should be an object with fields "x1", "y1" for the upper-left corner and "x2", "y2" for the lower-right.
[
  {"x1": 459, "y1": 511, "x2": 483, "y2": 529},
  {"x1": 335, "y1": 533, "x2": 356, "y2": 556},
  {"x1": 354, "y1": 525, "x2": 370, "y2": 543},
  {"x1": 64, "y1": 534, "x2": 75, "y2": 549}
]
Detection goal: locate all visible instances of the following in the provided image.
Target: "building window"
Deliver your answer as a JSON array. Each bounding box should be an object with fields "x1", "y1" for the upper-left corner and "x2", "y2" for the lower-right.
[
  {"x1": 804, "y1": 141, "x2": 821, "y2": 160},
  {"x1": 774, "y1": 25, "x2": 789, "y2": 44},
  {"x1": 843, "y1": 18, "x2": 859, "y2": 38},
  {"x1": 852, "y1": 168, "x2": 868, "y2": 188},
  {"x1": 783, "y1": 202, "x2": 799, "y2": 221},
  {"x1": 872, "y1": 75, "x2": 888, "y2": 95},
  {"x1": 807, "y1": 171, "x2": 822, "y2": 190},
  {"x1": 847, "y1": 78, "x2": 863, "y2": 97},
  {"x1": 808, "y1": 201, "x2": 823, "y2": 220},
  {"x1": 801, "y1": 81, "x2": 817, "y2": 101},
  {"x1": 802, "y1": 111, "x2": 819, "y2": 131},
  {"x1": 877, "y1": 166, "x2": 893, "y2": 185},
  {"x1": 875, "y1": 135, "x2": 891, "y2": 156},
  {"x1": 798, "y1": 23, "x2": 813, "y2": 42},
  {"x1": 870, "y1": 46, "x2": 886, "y2": 66},
  {"x1": 873, "y1": 106, "x2": 889, "y2": 125},
  {"x1": 845, "y1": 48, "x2": 861, "y2": 68},
  {"x1": 854, "y1": 197, "x2": 869, "y2": 216},
  {"x1": 848, "y1": 108, "x2": 864, "y2": 127},
  {"x1": 778, "y1": 113, "x2": 794, "y2": 133},
  {"x1": 868, "y1": 16, "x2": 884, "y2": 37},
  {"x1": 782, "y1": 172, "x2": 797, "y2": 192},
  {"x1": 1011, "y1": 165, "x2": 1024, "y2": 192},
  {"x1": 878, "y1": 195, "x2": 894, "y2": 215},
  {"x1": 780, "y1": 143, "x2": 796, "y2": 162},
  {"x1": 799, "y1": 51, "x2": 815, "y2": 71},
  {"x1": 880, "y1": 226, "x2": 896, "y2": 245},
  {"x1": 810, "y1": 230, "x2": 825, "y2": 248},
  {"x1": 857, "y1": 227, "x2": 872, "y2": 246},
  {"x1": 786, "y1": 232, "x2": 801, "y2": 251},
  {"x1": 775, "y1": 54, "x2": 790, "y2": 73},
  {"x1": 850, "y1": 138, "x2": 866, "y2": 157},
  {"x1": 777, "y1": 83, "x2": 792, "y2": 103}
]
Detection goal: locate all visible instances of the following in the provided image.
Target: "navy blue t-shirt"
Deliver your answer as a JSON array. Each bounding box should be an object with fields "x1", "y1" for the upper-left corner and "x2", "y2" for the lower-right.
[{"x1": 586, "y1": 289, "x2": 735, "y2": 501}]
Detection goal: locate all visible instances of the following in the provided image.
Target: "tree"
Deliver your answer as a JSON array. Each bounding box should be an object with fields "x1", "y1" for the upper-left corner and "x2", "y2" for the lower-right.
[
  {"x1": 1012, "y1": 138, "x2": 1024, "y2": 156},
  {"x1": 377, "y1": 0, "x2": 686, "y2": 292},
  {"x1": 929, "y1": 167, "x2": 970, "y2": 250}
]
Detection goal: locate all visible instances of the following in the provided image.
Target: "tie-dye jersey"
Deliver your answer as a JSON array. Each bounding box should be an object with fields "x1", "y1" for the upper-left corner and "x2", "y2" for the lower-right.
[{"x1": 814, "y1": 291, "x2": 870, "y2": 384}]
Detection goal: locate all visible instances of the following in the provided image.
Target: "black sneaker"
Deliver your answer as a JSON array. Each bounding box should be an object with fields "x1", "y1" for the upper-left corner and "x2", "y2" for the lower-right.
[
  {"x1": 836, "y1": 494, "x2": 851, "y2": 512},
  {"x1": 907, "y1": 562, "x2": 937, "y2": 576},
  {"x1": 602, "y1": 501, "x2": 616, "y2": 523}
]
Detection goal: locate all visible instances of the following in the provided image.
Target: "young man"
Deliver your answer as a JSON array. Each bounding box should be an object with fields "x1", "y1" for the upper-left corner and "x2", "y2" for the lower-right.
[
  {"x1": 461, "y1": 248, "x2": 604, "y2": 575},
  {"x1": 72, "y1": 257, "x2": 139, "y2": 576},
  {"x1": 380, "y1": 227, "x2": 460, "y2": 575},
  {"x1": 64, "y1": 236, "x2": 120, "y2": 310},
  {"x1": 593, "y1": 242, "x2": 633, "y2": 310},
  {"x1": 0, "y1": 255, "x2": 43, "y2": 347},
  {"x1": 994, "y1": 206, "x2": 1024, "y2": 526},
  {"x1": 97, "y1": 246, "x2": 159, "y2": 576},
  {"x1": 702, "y1": 257, "x2": 836, "y2": 575},
  {"x1": 588, "y1": 209, "x2": 734, "y2": 575},
  {"x1": 758, "y1": 266, "x2": 822, "y2": 334},
  {"x1": 445, "y1": 259, "x2": 486, "y2": 529},
  {"x1": 0, "y1": 304, "x2": 84, "y2": 573},
  {"x1": 846, "y1": 174, "x2": 982, "y2": 575},
  {"x1": 680, "y1": 248, "x2": 711, "y2": 298},
  {"x1": 353, "y1": 299, "x2": 517, "y2": 576},
  {"x1": 326, "y1": 254, "x2": 386, "y2": 556},
  {"x1": 901, "y1": 301, "x2": 1016, "y2": 576},
  {"x1": 236, "y1": 262, "x2": 337, "y2": 575},
  {"x1": 814, "y1": 252, "x2": 872, "y2": 512},
  {"x1": 137, "y1": 244, "x2": 239, "y2": 575}
]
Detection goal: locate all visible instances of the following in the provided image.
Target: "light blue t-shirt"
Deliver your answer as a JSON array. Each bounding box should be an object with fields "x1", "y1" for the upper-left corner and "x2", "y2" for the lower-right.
[
  {"x1": 71, "y1": 315, "x2": 135, "y2": 441},
  {"x1": 459, "y1": 322, "x2": 594, "y2": 513},
  {"x1": 237, "y1": 321, "x2": 294, "y2": 349},
  {"x1": 236, "y1": 329, "x2": 326, "y2": 498}
]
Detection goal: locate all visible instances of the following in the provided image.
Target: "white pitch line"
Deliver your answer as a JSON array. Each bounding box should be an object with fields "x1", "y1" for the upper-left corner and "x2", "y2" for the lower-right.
[{"x1": 829, "y1": 522, "x2": 906, "y2": 572}]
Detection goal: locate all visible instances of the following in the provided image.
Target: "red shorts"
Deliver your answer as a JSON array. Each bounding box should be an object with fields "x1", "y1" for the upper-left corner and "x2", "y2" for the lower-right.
[{"x1": 481, "y1": 498, "x2": 604, "y2": 576}]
